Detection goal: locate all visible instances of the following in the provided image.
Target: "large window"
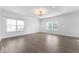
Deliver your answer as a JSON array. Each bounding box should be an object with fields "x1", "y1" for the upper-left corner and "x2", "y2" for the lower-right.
[
  {"x1": 47, "y1": 21, "x2": 58, "y2": 31},
  {"x1": 6, "y1": 19, "x2": 24, "y2": 32}
]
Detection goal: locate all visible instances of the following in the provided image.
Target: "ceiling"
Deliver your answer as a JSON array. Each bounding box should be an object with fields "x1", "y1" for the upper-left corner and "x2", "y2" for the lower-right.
[{"x1": 0, "y1": 6, "x2": 79, "y2": 18}]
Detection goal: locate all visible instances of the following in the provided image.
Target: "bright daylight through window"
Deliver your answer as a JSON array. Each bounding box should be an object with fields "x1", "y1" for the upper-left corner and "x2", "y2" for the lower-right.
[{"x1": 6, "y1": 19, "x2": 24, "y2": 32}]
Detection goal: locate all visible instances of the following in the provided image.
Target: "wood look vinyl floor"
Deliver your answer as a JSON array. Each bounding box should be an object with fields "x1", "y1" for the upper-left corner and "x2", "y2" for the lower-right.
[{"x1": 0, "y1": 32, "x2": 79, "y2": 53}]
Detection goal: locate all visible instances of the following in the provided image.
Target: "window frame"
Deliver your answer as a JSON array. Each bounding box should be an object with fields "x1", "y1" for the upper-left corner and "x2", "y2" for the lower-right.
[
  {"x1": 6, "y1": 18, "x2": 24, "y2": 32},
  {"x1": 47, "y1": 21, "x2": 58, "y2": 31}
]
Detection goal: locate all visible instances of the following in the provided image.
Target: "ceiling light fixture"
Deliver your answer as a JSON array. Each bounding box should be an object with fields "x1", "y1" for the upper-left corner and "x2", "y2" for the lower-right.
[{"x1": 34, "y1": 7, "x2": 47, "y2": 16}]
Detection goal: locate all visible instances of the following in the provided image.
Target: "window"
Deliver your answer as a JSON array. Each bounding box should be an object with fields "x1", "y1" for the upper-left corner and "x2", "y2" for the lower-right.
[
  {"x1": 47, "y1": 21, "x2": 58, "y2": 31},
  {"x1": 6, "y1": 19, "x2": 24, "y2": 32},
  {"x1": 17, "y1": 20, "x2": 24, "y2": 31},
  {"x1": 47, "y1": 22, "x2": 53, "y2": 31},
  {"x1": 7, "y1": 19, "x2": 16, "y2": 32}
]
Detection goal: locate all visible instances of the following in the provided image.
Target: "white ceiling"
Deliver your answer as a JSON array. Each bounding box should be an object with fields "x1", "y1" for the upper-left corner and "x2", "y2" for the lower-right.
[{"x1": 0, "y1": 6, "x2": 79, "y2": 18}]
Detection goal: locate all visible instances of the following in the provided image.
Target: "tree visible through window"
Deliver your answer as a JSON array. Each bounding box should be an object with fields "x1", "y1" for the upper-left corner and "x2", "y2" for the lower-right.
[{"x1": 47, "y1": 21, "x2": 58, "y2": 31}]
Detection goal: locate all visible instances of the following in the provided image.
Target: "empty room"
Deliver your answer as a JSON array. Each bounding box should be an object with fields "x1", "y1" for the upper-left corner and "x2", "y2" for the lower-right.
[{"x1": 0, "y1": 6, "x2": 79, "y2": 53}]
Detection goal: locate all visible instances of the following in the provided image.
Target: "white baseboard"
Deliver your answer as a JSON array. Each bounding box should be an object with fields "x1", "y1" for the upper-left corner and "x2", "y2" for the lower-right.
[
  {"x1": 1, "y1": 32, "x2": 39, "y2": 39},
  {"x1": 42, "y1": 32, "x2": 79, "y2": 38}
]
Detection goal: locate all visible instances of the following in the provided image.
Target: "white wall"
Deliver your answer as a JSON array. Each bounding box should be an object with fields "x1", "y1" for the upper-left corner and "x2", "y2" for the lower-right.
[
  {"x1": 24, "y1": 17, "x2": 40, "y2": 34},
  {"x1": 40, "y1": 11, "x2": 79, "y2": 37},
  {"x1": 1, "y1": 10, "x2": 40, "y2": 39},
  {"x1": 0, "y1": 14, "x2": 1, "y2": 39}
]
